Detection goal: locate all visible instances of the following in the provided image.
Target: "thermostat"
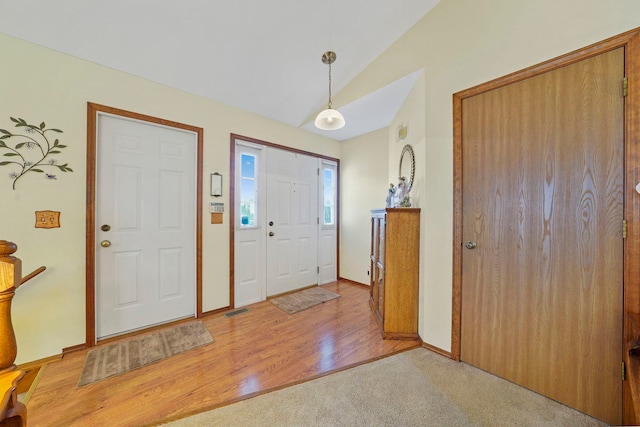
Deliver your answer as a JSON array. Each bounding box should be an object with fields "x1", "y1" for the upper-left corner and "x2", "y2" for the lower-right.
[{"x1": 210, "y1": 202, "x2": 224, "y2": 213}]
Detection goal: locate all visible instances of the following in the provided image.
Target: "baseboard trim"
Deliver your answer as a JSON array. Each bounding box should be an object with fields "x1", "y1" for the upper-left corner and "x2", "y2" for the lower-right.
[
  {"x1": 422, "y1": 341, "x2": 454, "y2": 359},
  {"x1": 63, "y1": 343, "x2": 88, "y2": 355},
  {"x1": 201, "y1": 305, "x2": 232, "y2": 317},
  {"x1": 337, "y1": 277, "x2": 369, "y2": 288},
  {"x1": 17, "y1": 354, "x2": 61, "y2": 370}
]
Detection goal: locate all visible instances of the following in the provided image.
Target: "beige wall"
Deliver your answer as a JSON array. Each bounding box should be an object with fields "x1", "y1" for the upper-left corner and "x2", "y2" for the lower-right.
[
  {"x1": 388, "y1": 72, "x2": 425, "y2": 208},
  {"x1": 339, "y1": 128, "x2": 388, "y2": 285},
  {"x1": 5, "y1": 0, "x2": 640, "y2": 363},
  {"x1": 336, "y1": 0, "x2": 640, "y2": 352},
  {"x1": 387, "y1": 71, "x2": 426, "y2": 329},
  {"x1": 338, "y1": 73, "x2": 425, "y2": 287},
  {"x1": 0, "y1": 33, "x2": 340, "y2": 364}
]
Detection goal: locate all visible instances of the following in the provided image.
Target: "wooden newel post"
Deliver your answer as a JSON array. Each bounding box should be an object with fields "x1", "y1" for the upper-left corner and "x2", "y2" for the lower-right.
[{"x1": 0, "y1": 241, "x2": 21, "y2": 372}]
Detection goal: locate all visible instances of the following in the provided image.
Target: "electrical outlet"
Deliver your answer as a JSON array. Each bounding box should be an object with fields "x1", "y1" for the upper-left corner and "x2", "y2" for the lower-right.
[{"x1": 35, "y1": 210, "x2": 60, "y2": 229}]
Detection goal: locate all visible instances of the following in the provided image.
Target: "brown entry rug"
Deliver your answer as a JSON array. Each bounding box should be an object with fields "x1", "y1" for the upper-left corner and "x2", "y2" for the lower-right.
[
  {"x1": 78, "y1": 321, "x2": 214, "y2": 387},
  {"x1": 270, "y1": 287, "x2": 340, "y2": 314}
]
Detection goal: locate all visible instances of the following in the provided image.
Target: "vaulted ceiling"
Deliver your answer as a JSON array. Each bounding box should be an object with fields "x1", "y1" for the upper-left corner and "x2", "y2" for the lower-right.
[{"x1": 0, "y1": 1, "x2": 440, "y2": 140}]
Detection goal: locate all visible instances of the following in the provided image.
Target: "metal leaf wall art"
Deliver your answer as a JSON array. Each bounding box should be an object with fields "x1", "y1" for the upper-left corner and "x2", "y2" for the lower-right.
[{"x1": 0, "y1": 117, "x2": 73, "y2": 190}]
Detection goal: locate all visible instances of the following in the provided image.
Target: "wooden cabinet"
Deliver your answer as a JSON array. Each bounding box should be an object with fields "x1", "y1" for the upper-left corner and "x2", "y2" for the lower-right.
[{"x1": 369, "y1": 208, "x2": 420, "y2": 339}]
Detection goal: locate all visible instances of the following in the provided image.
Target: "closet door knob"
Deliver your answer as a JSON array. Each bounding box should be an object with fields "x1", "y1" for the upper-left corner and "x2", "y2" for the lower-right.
[{"x1": 464, "y1": 241, "x2": 477, "y2": 250}]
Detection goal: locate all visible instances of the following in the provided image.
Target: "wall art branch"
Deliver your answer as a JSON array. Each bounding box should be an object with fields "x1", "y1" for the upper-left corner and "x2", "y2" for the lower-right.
[{"x1": 0, "y1": 117, "x2": 72, "y2": 190}]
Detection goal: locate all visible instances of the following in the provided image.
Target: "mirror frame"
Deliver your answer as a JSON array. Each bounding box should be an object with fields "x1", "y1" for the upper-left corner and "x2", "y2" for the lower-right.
[{"x1": 398, "y1": 144, "x2": 415, "y2": 193}]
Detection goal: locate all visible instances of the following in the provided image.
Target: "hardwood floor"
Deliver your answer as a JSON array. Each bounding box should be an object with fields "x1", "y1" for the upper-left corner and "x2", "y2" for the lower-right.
[{"x1": 26, "y1": 281, "x2": 420, "y2": 426}]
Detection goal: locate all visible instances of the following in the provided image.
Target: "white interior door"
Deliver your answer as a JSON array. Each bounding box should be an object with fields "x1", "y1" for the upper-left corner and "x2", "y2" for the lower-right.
[
  {"x1": 265, "y1": 148, "x2": 318, "y2": 296},
  {"x1": 96, "y1": 114, "x2": 197, "y2": 339}
]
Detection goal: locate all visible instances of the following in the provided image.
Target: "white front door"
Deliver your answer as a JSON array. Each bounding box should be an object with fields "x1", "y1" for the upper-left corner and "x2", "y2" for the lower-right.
[
  {"x1": 265, "y1": 147, "x2": 318, "y2": 296},
  {"x1": 96, "y1": 114, "x2": 197, "y2": 339}
]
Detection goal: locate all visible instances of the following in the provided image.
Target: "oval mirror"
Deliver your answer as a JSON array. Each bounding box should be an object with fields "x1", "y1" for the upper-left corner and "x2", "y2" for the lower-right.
[{"x1": 398, "y1": 144, "x2": 415, "y2": 193}]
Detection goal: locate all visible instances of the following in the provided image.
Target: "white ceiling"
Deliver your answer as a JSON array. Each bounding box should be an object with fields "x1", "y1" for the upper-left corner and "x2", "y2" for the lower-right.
[{"x1": 0, "y1": 1, "x2": 440, "y2": 140}]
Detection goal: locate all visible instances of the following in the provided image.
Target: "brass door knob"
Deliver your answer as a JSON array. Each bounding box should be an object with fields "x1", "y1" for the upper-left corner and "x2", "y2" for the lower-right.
[
  {"x1": 268, "y1": 232, "x2": 275, "y2": 237},
  {"x1": 464, "y1": 241, "x2": 477, "y2": 249},
  {"x1": 100, "y1": 240, "x2": 111, "y2": 248}
]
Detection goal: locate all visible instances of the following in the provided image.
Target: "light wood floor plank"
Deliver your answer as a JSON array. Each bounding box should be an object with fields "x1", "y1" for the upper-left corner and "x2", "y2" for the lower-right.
[{"x1": 26, "y1": 281, "x2": 419, "y2": 426}]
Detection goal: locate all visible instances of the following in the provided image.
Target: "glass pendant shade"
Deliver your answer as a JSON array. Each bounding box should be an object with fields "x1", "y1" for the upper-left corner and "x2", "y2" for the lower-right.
[
  {"x1": 314, "y1": 51, "x2": 345, "y2": 131},
  {"x1": 314, "y1": 108, "x2": 346, "y2": 130}
]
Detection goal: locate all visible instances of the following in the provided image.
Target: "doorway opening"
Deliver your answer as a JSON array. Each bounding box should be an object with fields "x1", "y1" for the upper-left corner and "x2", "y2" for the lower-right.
[
  {"x1": 85, "y1": 103, "x2": 203, "y2": 345},
  {"x1": 230, "y1": 134, "x2": 339, "y2": 308},
  {"x1": 452, "y1": 28, "x2": 640, "y2": 425}
]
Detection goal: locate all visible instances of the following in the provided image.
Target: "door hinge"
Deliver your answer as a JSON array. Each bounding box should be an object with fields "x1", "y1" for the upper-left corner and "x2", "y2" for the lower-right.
[
  {"x1": 317, "y1": 266, "x2": 320, "y2": 274},
  {"x1": 317, "y1": 217, "x2": 320, "y2": 225},
  {"x1": 623, "y1": 219, "x2": 628, "y2": 239},
  {"x1": 317, "y1": 168, "x2": 320, "y2": 176},
  {"x1": 623, "y1": 360, "x2": 627, "y2": 381},
  {"x1": 623, "y1": 77, "x2": 628, "y2": 97}
]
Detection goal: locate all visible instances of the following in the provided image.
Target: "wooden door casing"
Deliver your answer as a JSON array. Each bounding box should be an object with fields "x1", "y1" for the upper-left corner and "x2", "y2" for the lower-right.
[{"x1": 458, "y1": 48, "x2": 624, "y2": 424}]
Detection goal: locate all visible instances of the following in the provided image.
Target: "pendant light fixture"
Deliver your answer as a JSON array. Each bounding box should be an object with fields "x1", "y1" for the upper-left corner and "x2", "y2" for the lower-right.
[{"x1": 314, "y1": 51, "x2": 346, "y2": 130}]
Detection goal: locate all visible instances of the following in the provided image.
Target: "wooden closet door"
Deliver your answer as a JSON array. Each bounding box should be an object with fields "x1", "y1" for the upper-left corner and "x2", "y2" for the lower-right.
[{"x1": 460, "y1": 48, "x2": 624, "y2": 424}]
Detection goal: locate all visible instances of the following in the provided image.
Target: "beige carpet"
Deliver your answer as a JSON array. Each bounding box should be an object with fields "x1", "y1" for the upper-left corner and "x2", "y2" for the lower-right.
[
  {"x1": 158, "y1": 348, "x2": 608, "y2": 427},
  {"x1": 78, "y1": 321, "x2": 214, "y2": 387},
  {"x1": 269, "y1": 287, "x2": 340, "y2": 314}
]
